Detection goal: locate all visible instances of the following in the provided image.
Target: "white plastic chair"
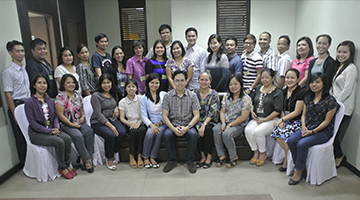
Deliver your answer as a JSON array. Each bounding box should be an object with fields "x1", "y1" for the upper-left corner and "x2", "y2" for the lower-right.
[
  {"x1": 15, "y1": 104, "x2": 61, "y2": 182},
  {"x1": 286, "y1": 101, "x2": 345, "y2": 185},
  {"x1": 83, "y1": 95, "x2": 119, "y2": 165}
]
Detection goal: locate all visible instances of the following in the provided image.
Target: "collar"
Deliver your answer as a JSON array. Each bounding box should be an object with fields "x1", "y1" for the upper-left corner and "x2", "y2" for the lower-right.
[
  {"x1": 170, "y1": 88, "x2": 190, "y2": 97},
  {"x1": 10, "y1": 61, "x2": 24, "y2": 71},
  {"x1": 124, "y1": 94, "x2": 140, "y2": 104},
  {"x1": 279, "y1": 50, "x2": 290, "y2": 57},
  {"x1": 260, "y1": 47, "x2": 272, "y2": 56},
  {"x1": 228, "y1": 53, "x2": 238, "y2": 60}
]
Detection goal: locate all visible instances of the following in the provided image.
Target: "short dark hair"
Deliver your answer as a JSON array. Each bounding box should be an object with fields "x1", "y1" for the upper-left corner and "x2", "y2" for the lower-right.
[
  {"x1": 296, "y1": 36, "x2": 314, "y2": 60},
  {"x1": 170, "y1": 40, "x2": 186, "y2": 58},
  {"x1": 151, "y1": 39, "x2": 167, "y2": 61},
  {"x1": 185, "y1": 27, "x2": 198, "y2": 36},
  {"x1": 260, "y1": 31, "x2": 272, "y2": 40},
  {"x1": 279, "y1": 35, "x2": 291, "y2": 46},
  {"x1": 76, "y1": 44, "x2": 88, "y2": 54},
  {"x1": 173, "y1": 70, "x2": 187, "y2": 80},
  {"x1": 158, "y1": 24, "x2": 172, "y2": 34},
  {"x1": 30, "y1": 38, "x2": 46, "y2": 50},
  {"x1": 225, "y1": 36, "x2": 238, "y2": 46},
  {"x1": 285, "y1": 68, "x2": 300, "y2": 80},
  {"x1": 145, "y1": 73, "x2": 161, "y2": 104},
  {"x1": 94, "y1": 33, "x2": 108, "y2": 43},
  {"x1": 316, "y1": 34, "x2": 332, "y2": 54},
  {"x1": 131, "y1": 40, "x2": 145, "y2": 55},
  {"x1": 123, "y1": 79, "x2": 139, "y2": 97},
  {"x1": 59, "y1": 74, "x2": 79, "y2": 92},
  {"x1": 243, "y1": 34, "x2": 256, "y2": 44},
  {"x1": 98, "y1": 73, "x2": 119, "y2": 102},
  {"x1": 261, "y1": 68, "x2": 276, "y2": 78},
  {"x1": 228, "y1": 73, "x2": 244, "y2": 100},
  {"x1": 30, "y1": 73, "x2": 50, "y2": 94},
  {"x1": 6, "y1": 40, "x2": 24, "y2": 52},
  {"x1": 57, "y1": 47, "x2": 75, "y2": 66}
]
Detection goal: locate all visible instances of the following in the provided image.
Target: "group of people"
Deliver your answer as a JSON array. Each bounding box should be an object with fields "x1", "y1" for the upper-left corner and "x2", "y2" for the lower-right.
[{"x1": 2, "y1": 23, "x2": 357, "y2": 185}]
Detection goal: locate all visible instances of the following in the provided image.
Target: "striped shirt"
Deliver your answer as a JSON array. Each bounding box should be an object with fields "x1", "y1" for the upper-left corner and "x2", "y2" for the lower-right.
[{"x1": 241, "y1": 51, "x2": 263, "y2": 89}]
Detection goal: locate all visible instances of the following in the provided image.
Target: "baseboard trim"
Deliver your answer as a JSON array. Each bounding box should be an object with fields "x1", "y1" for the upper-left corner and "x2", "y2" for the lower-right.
[
  {"x1": 0, "y1": 163, "x2": 22, "y2": 185},
  {"x1": 344, "y1": 161, "x2": 360, "y2": 178}
]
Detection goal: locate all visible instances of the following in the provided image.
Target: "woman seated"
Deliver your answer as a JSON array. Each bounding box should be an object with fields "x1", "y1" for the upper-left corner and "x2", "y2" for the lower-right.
[
  {"x1": 76, "y1": 44, "x2": 98, "y2": 96},
  {"x1": 25, "y1": 74, "x2": 75, "y2": 179},
  {"x1": 271, "y1": 69, "x2": 305, "y2": 172},
  {"x1": 119, "y1": 79, "x2": 147, "y2": 169},
  {"x1": 195, "y1": 71, "x2": 220, "y2": 169},
  {"x1": 165, "y1": 40, "x2": 194, "y2": 89},
  {"x1": 244, "y1": 68, "x2": 283, "y2": 166},
  {"x1": 90, "y1": 73, "x2": 127, "y2": 171},
  {"x1": 213, "y1": 74, "x2": 252, "y2": 168},
  {"x1": 55, "y1": 74, "x2": 94, "y2": 173},
  {"x1": 140, "y1": 73, "x2": 167, "y2": 168},
  {"x1": 287, "y1": 72, "x2": 338, "y2": 185},
  {"x1": 145, "y1": 40, "x2": 169, "y2": 91},
  {"x1": 205, "y1": 34, "x2": 230, "y2": 92}
]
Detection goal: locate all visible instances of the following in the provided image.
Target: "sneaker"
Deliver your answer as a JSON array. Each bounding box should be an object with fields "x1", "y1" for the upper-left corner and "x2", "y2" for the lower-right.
[
  {"x1": 163, "y1": 162, "x2": 177, "y2": 173},
  {"x1": 187, "y1": 162, "x2": 197, "y2": 174}
]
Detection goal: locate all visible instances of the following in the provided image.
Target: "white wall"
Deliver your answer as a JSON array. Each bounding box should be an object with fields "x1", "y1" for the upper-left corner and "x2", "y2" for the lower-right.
[
  {"x1": 84, "y1": 0, "x2": 121, "y2": 55},
  {"x1": 295, "y1": 0, "x2": 360, "y2": 169},
  {"x1": 250, "y1": 0, "x2": 297, "y2": 58},
  {"x1": 0, "y1": 0, "x2": 24, "y2": 175},
  {"x1": 170, "y1": 0, "x2": 216, "y2": 50}
]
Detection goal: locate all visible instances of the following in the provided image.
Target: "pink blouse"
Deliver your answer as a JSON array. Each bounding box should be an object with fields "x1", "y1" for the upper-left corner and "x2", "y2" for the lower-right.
[{"x1": 291, "y1": 56, "x2": 315, "y2": 82}]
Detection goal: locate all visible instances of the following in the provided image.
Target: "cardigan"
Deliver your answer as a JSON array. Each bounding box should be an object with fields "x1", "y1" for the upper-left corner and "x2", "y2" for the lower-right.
[{"x1": 306, "y1": 56, "x2": 336, "y2": 89}]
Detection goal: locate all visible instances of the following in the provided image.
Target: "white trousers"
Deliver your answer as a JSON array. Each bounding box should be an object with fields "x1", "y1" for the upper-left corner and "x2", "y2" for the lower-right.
[{"x1": 244, "y1": 118, "x2": 278, "y2": 152}]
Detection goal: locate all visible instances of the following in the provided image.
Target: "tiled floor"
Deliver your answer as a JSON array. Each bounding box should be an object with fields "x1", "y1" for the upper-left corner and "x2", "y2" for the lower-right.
[{"x1": 0, "y1": 160, "x2": 359, "y2": 200}]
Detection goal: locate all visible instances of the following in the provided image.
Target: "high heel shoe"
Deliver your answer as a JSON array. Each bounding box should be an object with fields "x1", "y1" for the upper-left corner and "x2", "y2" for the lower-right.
[
  {"x1": 336, "y1": 155, "x2": 347, "y2": 169},
  {"x1": 84, "y1": 160, "x2": 94, "y2": 173},
  {"x1": 76, "y1": 156, "x2": 86, "y2": 171},
  {"x1": 106, "y1": 160, "x2": 117, "y2": 171}
]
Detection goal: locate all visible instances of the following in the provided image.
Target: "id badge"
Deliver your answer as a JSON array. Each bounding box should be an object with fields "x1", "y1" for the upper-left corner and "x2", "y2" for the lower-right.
[
  {"x1": 141, "y1": 76, "x2": 146, "y2": 81},
  {"x1": 162, "y1": 74, "x2": 167, "y2": 80},
  {"x1": 121, "y1": 82, "x2": 125, "y2": 87},
  {"x1": 257, "y1": 107, "x2": 264, "y2": 114},
  {"x1": 244, "y1": 71, "x2": 249, "y2": 76},
  {"x1": 49, "y1": 75, "x2": 54, "y2": 80}
]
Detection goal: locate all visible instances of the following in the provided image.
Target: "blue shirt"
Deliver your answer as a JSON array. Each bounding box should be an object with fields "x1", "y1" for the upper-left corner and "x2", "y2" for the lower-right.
[
  {"x1": 228, "y1": 53, "x2": 243, "y2": 74},
  {"x1": 91, "y1": 51, "x2": 112, "y2": 74},
  {"x1": 140, "y1": 91, "x2": 166, "y2": 126},
  {"x1": 2, "y1": 62, "x2": 30, "y2": 101}
]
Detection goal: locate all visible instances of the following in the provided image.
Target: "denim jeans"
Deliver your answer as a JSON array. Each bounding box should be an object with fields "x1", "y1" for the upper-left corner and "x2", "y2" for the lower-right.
[
  {"x1": 288, "y1": 129, "x2": 329, "y2": 171},
  {"x1": 163, "y1": 127, "x2": 198, "y2": 163},
  {"x1": 142, "y1": 124, "x2": 167, "y2": 159}
]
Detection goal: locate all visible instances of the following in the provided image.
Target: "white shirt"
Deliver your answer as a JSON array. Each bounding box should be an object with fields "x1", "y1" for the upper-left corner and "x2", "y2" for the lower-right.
[
  {"x1": 185, "y1": 44, "x2": 207, "y2": 90},
  {"x1": 276, "y1": 50, "x2": 292, "y2": 88}
]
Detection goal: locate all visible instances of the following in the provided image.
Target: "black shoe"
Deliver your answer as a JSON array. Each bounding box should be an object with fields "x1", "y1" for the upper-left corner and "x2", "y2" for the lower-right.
[
  {"x1": 163, "y1": 162, "x2": 177, "y2": 173},
  {"x1": 288, "y1": 178, "x2": 301, "y2": 185},
  {"x1": 336, "y1": 155, "x2": 347, "y2": 169},
  {"x1": 187, "y1": 162, "x2": 197, "y2": 174},
  {"x1": 279, "y1": 166, "x2": 287, "y2": 172},
  {"x1": 77, "y1": 156, "x2": 86, "y2": 171}
]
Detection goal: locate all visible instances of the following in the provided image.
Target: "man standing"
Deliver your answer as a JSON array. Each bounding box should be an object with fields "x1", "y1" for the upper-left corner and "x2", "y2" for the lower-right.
[
  {"x1": 276, "y1": 35, "x2": 292, "y2": 89},
  {"x1": 146, "y1": 24, "x2": 172, "y2": 59},
  {"x1": 225, "y1": 36, "x2": 243, "y2": 74},
  {"x1": 162, "y1": 70, "x2": 200, "y2": 174},
  {"x1": 91, "y1": 33, "x2": 112, "y2": 78},
  {"x1": 26, "y1": 38, "x2": 57, "y2": 98},
  {"x1": 2, "y1": 40, "x2": 31, "y2": 166},
  {"x1": 258, "y1": 32, "x2": 278, "y2": 70},
  {"x1": 184, "y1": 27, "x2": 207, "y2": 90}
]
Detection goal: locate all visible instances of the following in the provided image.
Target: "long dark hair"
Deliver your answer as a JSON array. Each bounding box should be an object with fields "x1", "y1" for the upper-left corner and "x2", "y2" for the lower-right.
[
  {"x1": 151, "y1": 39, "x2": 167, "y2": 61},
  {"x1": 145, "y1": 73, "x2": 161, "y2": 104},
  {"x1": 307, "y1": 72, "x2": 329, "y2": 101},
  {"x1": 98, "y1": 73, "x2": 119, "y2": 102},
  {"x1": 57, "y1": 46, "x2": 75, "y2": 66},
  {"x1": 111, "y1": 45, "x2": 126, "y2": 70},
  {"x1": 207, "y1": 34, "x2": 225, "y2": 64},
  {"x1": 334, "y1": 40, "x2": 356, "y2": 79},
  {"x1": 170, "y1": 40, "x2": 186, "y2": 58},
  {"x1": 228, "y1": 73, "x2": 244, "y2": 100},
  {"x1": 296, "y1": 36, "x2": 314, "y2": 60},
  {"x1": 30, "y1": 73, "x2": 50, "y2": 95}
]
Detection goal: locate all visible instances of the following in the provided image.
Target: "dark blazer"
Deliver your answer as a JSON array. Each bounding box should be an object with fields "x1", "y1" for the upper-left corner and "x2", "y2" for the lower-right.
[{"x1": 306, "y1": 56, "x2": 336, "y2": 90}]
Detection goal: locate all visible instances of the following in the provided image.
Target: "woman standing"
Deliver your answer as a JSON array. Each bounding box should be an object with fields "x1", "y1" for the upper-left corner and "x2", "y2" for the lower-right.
[
  {"x1": 91, "y1": 73, "x2": 127, "y2": 171},
  {"x1": 141, "y1": 73, "x2": 167, "y2": 168},
  {"x1": 195, "y1": 71, "x2": 220, "y2": 169},
  {"x1": 108, "y1": 45, "x2": 127, "y2": 97},
  {"x1": 306, "y1": 34, "x2": 336, "y2": 89},
  {"x1": 330, "y1": 41, "x2": 358, "y2": 168},
  {"x1": 205, "y1": 34, "x2": 229, "y2": 92},
  {"x1": 55, "y1": 74, "x2": 94, "y2": 173},
  {"x1": 55, "y1": 47, "x2": 82, "y2": 95},
  {"x1": 244, "y1": 68, "x2": 283, "y2": 166},
  {"x1": 287, "y1": 72, "x2": 338, "y2": 185},
  {"x1": 291, "y1": 37, "x2": 315, "y2": 88},
  {"x1": 271, "y1": 69, "x2": 305, "y2": 171},
  {"x1": 165, "y1": 40, "x2": 194, "y2": 89},
  {"x1": 213, "y1": 74, "x2": 252, "y2": 168},
  {"x1": 145, "y1": 39, "x2": 169, "y2": 91},
  {"x1": 25, "y1": 74, "x2": 74, "y2": 179},
  {"x1": 126, "y1": 40, "x2": 148, "y2": 94},
  {"x1": 76, "y1": 44, "x2": 98, "y2": 96},
  {"x1": 119, "y1": 79, "x2": 147, "y2": 169}
]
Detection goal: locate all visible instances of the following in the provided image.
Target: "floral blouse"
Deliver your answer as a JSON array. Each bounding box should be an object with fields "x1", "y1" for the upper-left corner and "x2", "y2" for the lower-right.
[
  {"x1": 116, "y1": 70, "x2": 128, "y2": 94},
  {"x1": 222, "y1": 92, "x2": 252, "y2": 125},
  {"x1": 55, "y1": 91, "x2": 83, "y2": 125},
  {"x1": 165, "y1": 58, "x2": 194, "y2": 73},
  {"x1": 195, "y1": 89, "x2": 220, "y2": 127},
  {"x1": 304, "y1": 95, "x2": 338, "y2": 138}
]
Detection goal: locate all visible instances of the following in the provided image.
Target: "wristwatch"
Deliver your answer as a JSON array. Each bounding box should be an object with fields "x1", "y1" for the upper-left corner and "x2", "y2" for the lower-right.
[{"x1": 187, "y1": 124, "x2": 192, "y2": 129}]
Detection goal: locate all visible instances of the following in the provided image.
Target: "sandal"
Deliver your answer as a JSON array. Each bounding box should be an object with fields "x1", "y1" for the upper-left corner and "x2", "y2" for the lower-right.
[
  {"x1": 129, "y1": 159, "x2": 137, "y2": 169},
  {"x1": 249, "y1": 158, "x2": 258, "y2": 165},
  {"x1": 195, "y1": 161, "x2": 205, "y2": 168},
  {"x1": 150, "y1": 158, "x2": 160, "y2": 168},
  {"x1": 215, "y1": 158, "x2": 226, "y2": 167},
  {"x1": 226, "y1": 158, "x2": 238, "y2": 168},
  {"x1": 203, "y1": 161, "x2": 212, "y2": 169}
]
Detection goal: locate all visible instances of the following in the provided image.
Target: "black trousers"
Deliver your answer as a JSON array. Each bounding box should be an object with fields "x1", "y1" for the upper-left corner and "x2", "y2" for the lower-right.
[
  {"x1": 128, "y1": 125, "x2": 147, "y2": 156},
  {"x1": 333, "y1": 115, "x2": 351, "y2": 158},
  {"x1": 197, "y1": 124, "x2": 214, "y2": 155}
]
